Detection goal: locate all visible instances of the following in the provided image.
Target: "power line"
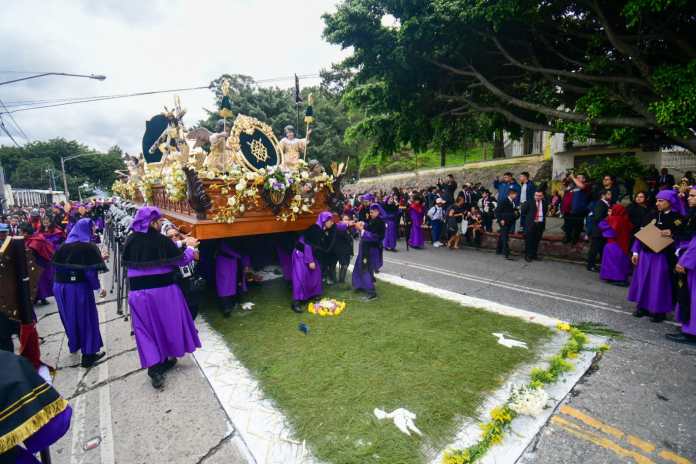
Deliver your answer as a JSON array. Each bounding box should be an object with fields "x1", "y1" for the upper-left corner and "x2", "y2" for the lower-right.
[
  {"x1": 0, "y1": 74, "x2": 322, "y2": 110},
  {"x1": 0, "y1": 117, "x2": 21, "y2": 147},
  {"x1": 0, "y1": 98, "x2": 28, "y2": 142}
]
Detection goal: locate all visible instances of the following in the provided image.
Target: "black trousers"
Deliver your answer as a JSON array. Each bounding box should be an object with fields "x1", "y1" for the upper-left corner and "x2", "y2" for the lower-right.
[
  {"x1": 497, "y1": 222, "x2": 513, "y2": 257},
  {"x1": 525, "y1": 221, "x2": 545, "y2": 258},
  {"x1": 0, "y1": 313, "x2": 19, "y2": 352},
  {"x1": 587, "y1": 236, "x2": 606, "y2": 268},
  {"x1": 564, "y1": 213, "x2": 585, "y2": 243}
]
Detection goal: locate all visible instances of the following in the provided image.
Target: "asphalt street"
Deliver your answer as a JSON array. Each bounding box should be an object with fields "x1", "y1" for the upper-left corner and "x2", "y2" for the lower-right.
[{"x1": 380, "y1": 241, "x2": 696, "y2": 464}]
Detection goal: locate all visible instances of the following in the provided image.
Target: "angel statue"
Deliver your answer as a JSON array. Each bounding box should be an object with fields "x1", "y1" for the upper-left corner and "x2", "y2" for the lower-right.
[
  {"x1": 187, "y1": 119, "x2": 231, "y2": 173},
  {"x1": 279, "y1": 125, "x2": 311, "y2": 170}
]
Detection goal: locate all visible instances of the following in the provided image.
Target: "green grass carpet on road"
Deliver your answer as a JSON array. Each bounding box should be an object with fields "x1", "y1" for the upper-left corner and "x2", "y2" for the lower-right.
[{"x1": 201, "y1": 277, "x2": 551, "y2": 464}]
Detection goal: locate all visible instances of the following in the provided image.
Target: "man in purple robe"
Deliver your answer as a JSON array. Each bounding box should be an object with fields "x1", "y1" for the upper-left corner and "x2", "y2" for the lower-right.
[
  {"x1": 382, "y1": 196, "x2": 400, "y2": 251},
  {"x1": 628, "y1": 189, "x2": 683, "y2": 322},
  {"x1": 122, "y1": 206, "x2": 201, "y2": 389},
  {"x1": 668, "y1": 187, "x2": 696, "y2": 344},
  {"x1": 352, "y1": 204, "x2": 386, "y2": 300},
  {"x1": 215, "y1": 239, "x2": 250, "y2": 317},
  {"x1": 291, "y1": 212, "x2": 331, "y2": 313},
  {"x1": 52, "y1": 218, "x2": 107, "y2": 367},
  {"x1": 407, "y1": 196, "x2": 425, "y2": 249}
]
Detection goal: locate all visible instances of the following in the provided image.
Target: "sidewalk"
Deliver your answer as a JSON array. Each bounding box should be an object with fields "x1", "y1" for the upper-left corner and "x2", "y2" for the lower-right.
[{"x1": 34, "y1": 281, "x2": 249, "y2": 464}]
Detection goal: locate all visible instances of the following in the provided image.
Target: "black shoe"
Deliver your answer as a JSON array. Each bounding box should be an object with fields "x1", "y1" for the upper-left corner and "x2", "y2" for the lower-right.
[
  {"x1": 291, "y1": 301, "x2": 303, "y2": 313},
  {"x1": 633, "y1": 308, "x2": 647, "y2": 318},
  {"x1": 81, "y1": 351, "x2": 106, "y2": 368},
  {"x1": 608, "y1": 280, "x2": 629, "y2": 287},
  {"x1": 524, "y1": 256, "x2": 533, "y2": 263},
  {"x1": 365, "y1": 293, "x2": 377, "y2": 301},
  {"x1": 150, "y1": 372, "x2": 165, "y2": 389},
  {"x1": 38, "y1": 299, "x2": 49, "y2": 306},
  {"x1": 162, "y1": 358, "x2": 177, "y2": 371},
  {"x1": 505, "y1": 256, "x2": 516, "y2": 261},
  {"x1": 665, "y1": 333, "x2": 696, "y2": 345},
  {"x1": 587, "y1": 266, "x2": 599, "y2": 272},
  {"x1": 650, "y1": 314, "x2": 666, "y2": 323}
]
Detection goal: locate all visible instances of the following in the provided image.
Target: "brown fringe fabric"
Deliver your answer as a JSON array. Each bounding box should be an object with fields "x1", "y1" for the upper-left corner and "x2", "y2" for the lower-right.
[{"x1": 0, "y1": 397, "x2": 68, "y2": 453}]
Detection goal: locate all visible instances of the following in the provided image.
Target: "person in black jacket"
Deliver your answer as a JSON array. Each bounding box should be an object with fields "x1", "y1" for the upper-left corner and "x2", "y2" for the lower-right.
[
  {"x1": 521, "y1": 191, "x2": 548, "y2": 262},
  {"x1": 495, "y1": 189, "x2": 518, "y2": 260},
  {"x1": 587, "y1": 189, "x2": 612, "y2": 272}
]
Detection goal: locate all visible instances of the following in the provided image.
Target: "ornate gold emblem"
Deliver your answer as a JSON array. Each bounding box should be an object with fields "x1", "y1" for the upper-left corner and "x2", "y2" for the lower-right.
[{"x1": 247, "y1": 139, "x2": 269, "y2": 162}]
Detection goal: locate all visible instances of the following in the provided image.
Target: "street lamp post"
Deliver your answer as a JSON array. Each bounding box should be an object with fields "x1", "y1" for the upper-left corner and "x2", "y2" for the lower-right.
[
  {"x1": 0, "y1": 72, "x2": 106, "y2": 87},
  {"x1": 61, "y1": 153, "x2": 98, "y2": 200}
]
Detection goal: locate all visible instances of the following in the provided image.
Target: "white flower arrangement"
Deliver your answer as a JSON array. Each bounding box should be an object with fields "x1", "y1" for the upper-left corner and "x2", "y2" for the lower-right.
[{"x1": 508, "y1": 385, "x2": 549, "y2": 417}]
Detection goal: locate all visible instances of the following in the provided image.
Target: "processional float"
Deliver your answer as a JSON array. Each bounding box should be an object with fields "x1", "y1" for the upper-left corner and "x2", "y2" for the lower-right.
[{"x1": 113, "y1": 80, "x2": 346, "y2": 239}]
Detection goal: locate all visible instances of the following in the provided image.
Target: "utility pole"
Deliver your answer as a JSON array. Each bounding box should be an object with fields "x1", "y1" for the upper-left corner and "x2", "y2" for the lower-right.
[{"x1": 61, "y1": 156, "x2": 69, "y2": 199}]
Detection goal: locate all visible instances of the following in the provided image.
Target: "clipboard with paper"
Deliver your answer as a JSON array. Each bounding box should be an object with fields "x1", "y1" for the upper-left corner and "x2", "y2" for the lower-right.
[{"x1": 634, "y1": 219, "x2": 674, "y2": 253}]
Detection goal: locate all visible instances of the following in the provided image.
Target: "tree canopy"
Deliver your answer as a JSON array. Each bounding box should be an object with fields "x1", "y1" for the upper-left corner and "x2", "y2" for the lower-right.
[
  {"x1": 197, "y1": 74, "x2": 361, "y2": 168},
  {"x1": 0, "y1": 138, "x2": 125, "y2": 199},
  {"x1": 323, "y1": 0, "x2": 696, "y2": 154}
]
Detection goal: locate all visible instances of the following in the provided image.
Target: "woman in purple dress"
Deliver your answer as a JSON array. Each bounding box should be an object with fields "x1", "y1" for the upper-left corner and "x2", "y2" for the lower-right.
[
  {"x1": 122, "y1": 206, "x2": 201, "y2": 389},
  {"x1": 628, "y1": 189, "x2": 682, "y2": 322},
  {"x1": 382, "y1": 196, "x2": 400, "y2": 251},
  {"x1": 290, "y1": 212, "x2": 331, "y2": 313},
  {"x1": 352, "y1": 204, "x2": 386, "y2": 300},
  {"x1": 52, "y1": 218, "x2": 107, "y2": 367},
  {"x1": 407, "y1": 196, "x2": 425, "y2": 249},
  {"x1": 598, "y1": 204, "x2": 632, "y2": 286}
]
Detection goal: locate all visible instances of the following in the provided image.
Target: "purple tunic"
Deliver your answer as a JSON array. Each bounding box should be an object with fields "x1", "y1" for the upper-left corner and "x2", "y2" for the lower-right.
[
  {"x1": 35, "y1": 255, "x2": 55, "y2": 300},
  {"x1": 408, "y1": 207, "x2": 425, "y2": 248},
  {"x1": 383, "y1": 212, "x2": 399, "y2": 250},
  {"x1": 598, "y1": 221, "x2": 631, "y2": 282},
  {"x1": 352, "y1": 230, "x2": 382, "y2": 292},
  {"x1": 127, "y1": 247, "x2": 201, "y2": 368},
  {"x1": 14, "y1": 406, "x2": 73, "y2": 464},
  {"x1": 627, "y1": 240, "x2": 674, "y2": 315},
  {"x1": 291, "y1": 237, "x2": 322, "y2": 301},
  {"x1": 276, "y1": 244, "x2": 292, "y2": 281},
  {"x1": 676, "y1": 236, "x2": 696, "y2": 336},
  {"x1": 215, "y1": 242, "x2": 247, "y2": 298},
  {"x1": 53, "y1": 268, "x2": 103, "y2": 355}
]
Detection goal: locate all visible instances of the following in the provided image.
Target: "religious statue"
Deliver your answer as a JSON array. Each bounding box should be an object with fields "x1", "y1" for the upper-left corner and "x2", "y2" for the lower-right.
[{"x1": 278, "y1": 125, "x2": 311, "y2": 170}]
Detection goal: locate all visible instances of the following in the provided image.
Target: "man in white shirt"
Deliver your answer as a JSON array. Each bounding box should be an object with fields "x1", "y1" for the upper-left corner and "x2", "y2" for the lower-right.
[{"x1": 427, "y1": 197, "x2": 447, "y2": 247}]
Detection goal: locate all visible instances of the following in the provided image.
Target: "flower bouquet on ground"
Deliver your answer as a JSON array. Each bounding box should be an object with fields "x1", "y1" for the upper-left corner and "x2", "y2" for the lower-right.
[{"x1": 308, "y1": 298, "x2": 346, "y2": 317}]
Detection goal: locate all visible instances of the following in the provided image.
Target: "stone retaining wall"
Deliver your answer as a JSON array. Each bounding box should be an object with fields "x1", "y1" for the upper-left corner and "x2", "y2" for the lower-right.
[{"x1": 345, "y1": 156, "x2": 551, "y2": 192}]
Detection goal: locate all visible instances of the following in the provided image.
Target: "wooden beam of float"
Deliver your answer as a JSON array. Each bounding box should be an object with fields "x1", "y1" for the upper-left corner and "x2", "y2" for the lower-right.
[{"x1": 137, "y1": 183, "x2": 328, "y2": 240}]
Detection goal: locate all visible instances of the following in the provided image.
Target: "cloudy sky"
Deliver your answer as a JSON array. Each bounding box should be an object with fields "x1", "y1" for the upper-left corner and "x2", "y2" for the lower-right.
[{"x1": 0, "y1": 0, "x2": 348, "y2": 155}]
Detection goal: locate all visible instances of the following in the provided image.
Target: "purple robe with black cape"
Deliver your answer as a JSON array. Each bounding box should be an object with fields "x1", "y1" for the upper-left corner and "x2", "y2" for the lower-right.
[
  {"x1": 628, "y1": 206, "x2": 681, "y2": 315},
  {"x1": 291, "y1": 219, "x2": 324, "y2": 302},
  {"x1": 0, "y1": 351, "x2": 73, "y2": 464},
  {"x1": 52, "y1": 218, "x2": 107, "y2": 356},
  {"x1": 215, "y1": 240, "x2": 249, "y2": 298},
  {"x1": 122, "y1": 207, "x2": 201, "y2": 369},
  {"x1": 382, "y1": 201, "x2": 400, "y2": 251},
  {"x1": 352, "y1": 205, "x2": 386, "y2": 294},
  {"x1": 408, "y1": 204, "x2": 425, "y2": 248},
  {"x1": 676, "y1": 220, "x2": 696, "y2": 336}
]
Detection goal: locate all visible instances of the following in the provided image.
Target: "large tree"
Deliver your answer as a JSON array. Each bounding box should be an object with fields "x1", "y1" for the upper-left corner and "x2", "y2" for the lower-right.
[
  {"x1": 0, "y1": 138, "x2": 125, "y2": 198},
  {"x1": 323, "y1": 0, "x2": 696, "y2": 154}
]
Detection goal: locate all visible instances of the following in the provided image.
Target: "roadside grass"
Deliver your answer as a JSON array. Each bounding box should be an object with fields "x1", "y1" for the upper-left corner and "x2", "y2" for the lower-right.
[{"x1": 201, "y1": 277, "x2": 551, "y2": 464}]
